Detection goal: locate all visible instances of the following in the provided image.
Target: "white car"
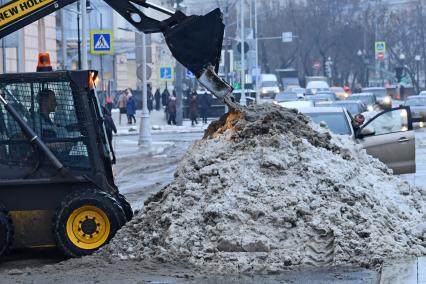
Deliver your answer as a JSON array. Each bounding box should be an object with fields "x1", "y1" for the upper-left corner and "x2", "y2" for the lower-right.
[
  {"x1": 306, "y1": 81, "x2": 330, "y2": 95},
  {"x1": 300, "y1": 106, "x2": 415, "y2": 174}
]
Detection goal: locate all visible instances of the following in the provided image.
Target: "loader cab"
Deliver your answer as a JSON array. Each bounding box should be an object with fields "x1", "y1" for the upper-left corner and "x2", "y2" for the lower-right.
[
  {"x1": 0, "y1": 70, "x2": 131, "y2": 257},
  {"x1": 0, "y1": 70, "x2": 113, "y2": 186}
]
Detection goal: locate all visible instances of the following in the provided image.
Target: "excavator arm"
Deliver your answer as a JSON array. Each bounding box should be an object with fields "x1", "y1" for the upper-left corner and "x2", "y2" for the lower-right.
[{"x1": 0, "y1": 0, "x2": 236, "y2": 108}]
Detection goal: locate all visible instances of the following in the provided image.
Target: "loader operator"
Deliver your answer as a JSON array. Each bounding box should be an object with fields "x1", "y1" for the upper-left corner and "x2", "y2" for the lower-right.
[{"x1": 36, "y1": 89, "x2": 73, "y2": 155}]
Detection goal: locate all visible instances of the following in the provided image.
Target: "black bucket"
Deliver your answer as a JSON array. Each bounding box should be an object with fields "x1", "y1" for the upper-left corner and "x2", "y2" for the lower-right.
[{"x1": 163, "y1": 8, "x2": 224, "y2": 77}]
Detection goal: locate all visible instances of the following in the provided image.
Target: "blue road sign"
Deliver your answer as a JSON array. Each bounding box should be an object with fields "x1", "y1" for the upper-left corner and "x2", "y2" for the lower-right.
[
  {"x1": 90, "y1": 30, "x2": 114, "y2": 54},
  {"x1": 160, "y1": 66, "x2": 173, "y2": 81},
  {"x1": 186, "y1": 69, "x2": 195, "y2": 78}
]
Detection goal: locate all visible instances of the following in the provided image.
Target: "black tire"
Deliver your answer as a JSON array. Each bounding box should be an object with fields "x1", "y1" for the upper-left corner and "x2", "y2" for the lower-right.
[
  {"x1": 0, "y1": 203, "x2": 13, "y2": 259},
  {"x1": 53, "y1": 189, "x2": 126, "y2": 257},
  {"x1": 116, "y1": 193, "x2": 133, "y2": 222}
]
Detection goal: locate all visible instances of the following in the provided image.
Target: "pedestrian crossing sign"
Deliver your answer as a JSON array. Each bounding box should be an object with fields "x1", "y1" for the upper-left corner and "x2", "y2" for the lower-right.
[
  {"x1": 90, "y1": 30, "x2": 114, "y2": 54},
  {"x1": 159, "y1": 66, "x2": 174, "y2": 81}
]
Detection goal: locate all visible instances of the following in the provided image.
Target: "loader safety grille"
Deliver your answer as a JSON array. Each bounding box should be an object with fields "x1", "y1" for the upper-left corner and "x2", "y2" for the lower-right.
[{"x1": 0, "y1": 80, "x2": 91, "y2": 179}]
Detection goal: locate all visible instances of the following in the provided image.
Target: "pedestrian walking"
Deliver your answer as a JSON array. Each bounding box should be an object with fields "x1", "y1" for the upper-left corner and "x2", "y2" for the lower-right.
[
  {"x1": 189, "y1": 91, "x2": 198, "y2": 126},
  {"x1": 161, "y1": 88, "x2": 170, "y2": 108},
  {"x1": 105, "y1": 94, "x2": 113, "y2": 113},
  {"x1": 102, "y1": 106, "x2": 117, "y2": 164},
  {"x1": 167, "y1": 95, "x2": 177, "y2": 125},
  {"x1": 148, "y1": 86, "x2": 154, "y2": 113},
  {"x1": 126, "y1": 89, "x2": 136, "y2": 125},
  {"x1": 199, "y1": 91, "x2": 211, "y2": 124},
  {"x1": 118, "y1": 91, "x2": 128, "y2": 125},
  {"x1": 155, "y1": 88, "x2": 161, "y2": 111}
]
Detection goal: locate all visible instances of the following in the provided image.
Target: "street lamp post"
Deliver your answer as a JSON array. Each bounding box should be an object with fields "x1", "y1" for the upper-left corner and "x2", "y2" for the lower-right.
[
  {"x1": 415, "y1": 55, "x2": 421, "y2": 92},
  {"x1": 118, "y1": 27, "x2": 152, "y2": 148},
  {"x1": 138, "y1": 32, "x2": 151, "y2": 148}
]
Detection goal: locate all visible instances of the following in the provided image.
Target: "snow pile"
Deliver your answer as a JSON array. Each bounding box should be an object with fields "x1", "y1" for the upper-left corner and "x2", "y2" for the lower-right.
[{"x1": 102, "y1": 104, "x2": 426, "y2": 273}]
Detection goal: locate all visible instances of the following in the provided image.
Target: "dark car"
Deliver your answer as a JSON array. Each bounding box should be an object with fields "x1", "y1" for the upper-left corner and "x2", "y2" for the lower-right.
[
  {"x1": 346, "y1": 93, "x2": 377, "y2": 111},
  {"x1": 362, "y1": 87, "x2": 392, "y2": 109},
  {"x1": 274, "y1": 91, "x2": 299, "y2": 103},
  {"x1": 404, "y1": 96, "x2": 426, "y2": 122},
  {"x1": 306, "y1": 92, "x2": 337, "y2": 105},
  {"x1": 317, "y1": 100, "x2": 367, "y2": 116}
]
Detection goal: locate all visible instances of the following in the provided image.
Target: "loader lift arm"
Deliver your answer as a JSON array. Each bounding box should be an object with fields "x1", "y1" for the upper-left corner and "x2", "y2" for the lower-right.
[{"x1": 0, "y1": 0, "x2": 236, "y2": 108}]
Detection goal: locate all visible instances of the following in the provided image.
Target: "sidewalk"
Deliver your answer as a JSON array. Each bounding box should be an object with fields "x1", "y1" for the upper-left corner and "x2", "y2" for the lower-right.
[{"x1": 111, "y1": 108, "x2": 213, "y2": 136}]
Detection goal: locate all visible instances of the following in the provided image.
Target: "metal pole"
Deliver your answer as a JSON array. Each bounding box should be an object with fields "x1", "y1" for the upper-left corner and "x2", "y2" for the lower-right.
[
  {"x1": 100, "y1": 13, "x2": 104, "y2": 91},
  {"x1": 240, "y1": 0, "x2": 246, "y2": 105},
  {"x1": 254, "y1": 0, "x2": 259, "y2": 104},
  {"x1": 81, "y1": 0, "x2": 88, "y2": 70},
  {"x1": 17, "y1": 30, "x2": 24, "y2": 72},
  {"x1": 1, "y1": 0, "x2": 5, "y2": 73},
  {"x1": 175, "y1": 1, "x2": 184, "y2": 125},
  {"x1": 77, "y1": 1, "x2": 81, "y2": 70},
  {"x1": 138, "y1": 32, "x2": 152, "y2": 147},
  {"x1": 61, "y1": 9, "x2": 67, "y2": 70}
]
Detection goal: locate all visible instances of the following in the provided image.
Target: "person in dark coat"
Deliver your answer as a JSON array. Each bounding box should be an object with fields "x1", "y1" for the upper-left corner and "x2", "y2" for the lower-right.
[
  {"x1": 154, "y1": 88, "x2": 161, "y2": 110},
  {"x1": 126, "y1": 89, "x2": 136, "y2": 124},
  {"x1": 147, "y1": 86, "x2": 154, "y2": 113},
  {"x1": 161, "y1": 88, "x2": 170, "y2": 108},
  {"x1": 167, "y1": 95, "x2": 177, "y2": 125},
  {"x1": 199, "y1": 91, "x2": 211, "y2": 124},
  {"x1": 102, "y1": 106, "x2": 117, "y2": 164},
  {"x1": 189, "y1": 91, "x2": 198, "y2": 126}
]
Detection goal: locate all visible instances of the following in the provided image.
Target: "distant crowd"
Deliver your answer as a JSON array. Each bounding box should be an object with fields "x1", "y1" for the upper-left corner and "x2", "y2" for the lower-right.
[{"x1": 107, "y1": 86, "x2": 212, "y2": 126}]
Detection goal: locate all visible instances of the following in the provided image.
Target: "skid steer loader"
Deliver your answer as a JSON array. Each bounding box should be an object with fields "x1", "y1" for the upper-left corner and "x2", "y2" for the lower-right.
[{"x1": 0, "y1": 0, "x2": 236, "y2": 258}]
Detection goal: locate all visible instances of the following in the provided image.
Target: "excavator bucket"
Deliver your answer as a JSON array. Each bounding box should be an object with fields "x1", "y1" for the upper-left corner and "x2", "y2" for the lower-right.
[{"x1": 163, "y1": 9, "x2": 234, "y2": 102}]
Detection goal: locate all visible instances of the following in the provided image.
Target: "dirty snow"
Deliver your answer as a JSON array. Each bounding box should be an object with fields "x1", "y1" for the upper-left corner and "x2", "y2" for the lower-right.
[{"x1": 101, "y1": 104, "x2": 426, "y2": 274}]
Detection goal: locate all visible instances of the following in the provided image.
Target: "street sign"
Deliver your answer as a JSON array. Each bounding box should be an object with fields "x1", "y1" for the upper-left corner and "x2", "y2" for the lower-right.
[
  {"x1": 282, "y1": 32, "x2": 293, "y2": 43},
  {"x1": 159, "y1": 66, "x2": 174, "y2": 81},
  {"x1": 237, "y1": 41, "x2": 249, "y2": 54},
  {"x1": 186, "y1": 69, "x2": 195, "y2": 79},
  {"x1": 90, "y1": 30, "x2": 114, "y2": 54},
  {"x1": 376, "y1": 52, "x2": 385, "y2": 61},
  {"x1": 375, "y1": 41, "x2": 386, "y2": 61},
  {"x1": 313, "y1": 61, "x2": 321, "y2": 70}
]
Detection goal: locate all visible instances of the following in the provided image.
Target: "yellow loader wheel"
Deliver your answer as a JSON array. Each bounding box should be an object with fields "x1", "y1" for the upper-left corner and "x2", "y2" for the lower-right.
[
  {"x1": 0, "y1": 203, "x2": 13, "y2": 260},
  {"x1": 53, "y1": 189, "x2": 126, "y2": 257}
]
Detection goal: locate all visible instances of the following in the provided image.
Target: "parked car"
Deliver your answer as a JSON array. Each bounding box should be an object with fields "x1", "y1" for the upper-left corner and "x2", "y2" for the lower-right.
[
  {"x1": 404, "y1": 96, "x2": 426, "y2": 122},
  {"x1": 346, "y1": 93, "x2": 377, "y2": 111},
  {"x1": 301, "y1": 106, "x2": 415, "y2": 174},
  {"x1": 317, "y1": 100, "x2": 367, "y2": 116},
  {"x1": 330, "y1": 87, "x2": 348, "y2": 100},
  {"x1": 306, "y1": 81, "x2": 330, "y2": 95},
  {"x1": 418, "y1": 91, "x2": 426, "y2": 97},
  {"x1": 273, "y1": 91, "x2": 299, "y2": 103},
  {"x1": 287, "y1": 87, "x2": 305, "y2": 98},
  {"x1": 276, "y1": 100, "x2": 314, "y2": 109},
  {"x1": 362, "y1": 87, "x2": 392, "y2": 109},
  {"x1": 306, "y1": 92, "x2": 337, "y2": 105}
]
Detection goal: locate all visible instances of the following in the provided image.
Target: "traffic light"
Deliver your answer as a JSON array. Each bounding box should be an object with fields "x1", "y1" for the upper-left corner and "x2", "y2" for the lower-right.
[{"x1": 395, "y1": 67, "x2": 403, "y2": 82}]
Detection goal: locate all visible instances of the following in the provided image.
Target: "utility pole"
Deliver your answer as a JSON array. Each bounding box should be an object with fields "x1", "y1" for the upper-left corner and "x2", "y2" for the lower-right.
[
  {"x1": 240, "y1": 0, "x2": 246, "y2": 105},
  {"x1": 81, "y1": 0, "x2": 88, "y2": 69}
]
